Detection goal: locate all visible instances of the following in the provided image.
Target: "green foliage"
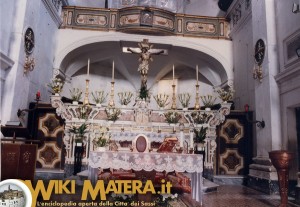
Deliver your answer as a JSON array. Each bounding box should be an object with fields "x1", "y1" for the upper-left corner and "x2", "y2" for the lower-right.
[
  {"x1": 93, "y1": 127, "x2": 111, "y2": 147},
  {"x1": 164, "y1": 111, "x2": 181, "y2": 124},
  {"x1": 139, "y1": 86, "x2": 149, "y2": 99},
  {"x1": 69, "y1": 123, "x2": 88, "y2": 143},
  {"x1": 69, "y1": 88, "x2": 82, "y2": 102},
  {"x1": 194, "y1": 126, "x2": 207, "y2": 143}
]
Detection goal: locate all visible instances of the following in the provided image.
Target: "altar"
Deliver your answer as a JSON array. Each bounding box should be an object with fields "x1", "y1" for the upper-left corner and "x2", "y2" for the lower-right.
[{"x1": 88, "y1": 151, "x2": 203, "y2": 202}]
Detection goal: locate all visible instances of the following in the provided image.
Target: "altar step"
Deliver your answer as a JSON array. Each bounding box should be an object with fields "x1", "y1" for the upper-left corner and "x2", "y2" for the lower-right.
[
  {"x1": 213, "y1": 175, "x2": 247, "y2": 186},
  {"x1": 35, "y1": 168, "x2": 65, "y2": 181}
]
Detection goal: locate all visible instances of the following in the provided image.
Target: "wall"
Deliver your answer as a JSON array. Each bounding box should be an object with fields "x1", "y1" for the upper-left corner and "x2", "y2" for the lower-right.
[{"x1": 0, "y1": 0, "x2": 59, "y2": 125}]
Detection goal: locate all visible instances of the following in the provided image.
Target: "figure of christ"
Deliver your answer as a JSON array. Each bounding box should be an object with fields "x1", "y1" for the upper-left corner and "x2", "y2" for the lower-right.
[{"x1": 127, "y1": 39, "x2": 165, "y2": 88}]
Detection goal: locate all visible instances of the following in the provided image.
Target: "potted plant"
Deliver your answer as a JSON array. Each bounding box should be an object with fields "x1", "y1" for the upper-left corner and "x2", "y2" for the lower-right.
[
  {"x1": 118, "y1": 91, "x2": 133, "y2": 107},
  {"x1": 70, "y1": 88, "x2": 82, "y2": 105},
  {"x1": 48, "y1": 77, "x2": 64, "y2": 95},
  {"x1": 78, "y1": 105, "x2": 92, "y2": 120},
  {"x1": 138, "y1": 86, "x2": 149, "y2": 101},
  {"x1": 164, "y1": 111, "x2": 181, "y2": 125},
  {"x1": 194, "y1": 126, "x2": 208, "y2": 151},
  {"x1": 201, "y1": 95, "x2": 216, "y2": 110},
  {"x1": 92, "y1": 90, "x2": 108, "y2": 107},
  {"x1": 105, "y1": 107, "x2": 121, "y2": 122},
  {"x1": 178, "y1": 93, "x2": 191, "y2": 110},
  {"x1": 191, "y1": 112, "x2": 210, "y2": 125},
  {"x1": 153, "y1": 93, "x2": 169, "y2": 109},
  {"x1": 69, "y1": 122, "x2": 88, "y2": 175},
  {"x1": 69, "y1": 122, "x2": 88, "y2": 145},
  {"x1": 215, "y1": 86, "x2": 235, "y2": 103},
  {"x1": 93, "y1": 126, "x2": 111, "y2": 151}
]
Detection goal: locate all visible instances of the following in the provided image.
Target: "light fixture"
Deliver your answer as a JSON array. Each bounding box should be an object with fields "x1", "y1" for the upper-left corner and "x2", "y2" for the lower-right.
[
  {"x1": 292, "y1": 1, "x2": 300, "y2": 13},
  {"x1": 296, "y1": 47, "x2": 300, "y2": 57},
  {"x1": 244, "y1": 104, "x2": 265, "y2": 129}
]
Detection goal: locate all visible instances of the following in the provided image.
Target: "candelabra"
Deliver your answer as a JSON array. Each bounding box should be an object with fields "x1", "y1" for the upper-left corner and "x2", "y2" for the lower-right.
[
  {"x1": 171, "y1": 84, "x2": 177, "y2": 109},
  {"x1": 108, "y1": 81, "x2": 115, "y2": 107},
  {"x1": 194, "y1": 84, "x2": 200, "y2": 110},
  {"x1": 83, "y1": 79, "x2": 90, "y2": 105}
]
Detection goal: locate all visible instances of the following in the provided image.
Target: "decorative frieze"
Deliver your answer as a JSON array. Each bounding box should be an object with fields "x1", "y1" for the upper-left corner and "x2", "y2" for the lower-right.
[{"x1": 61, "y1": 6, "x2": 230, "y2": 39}]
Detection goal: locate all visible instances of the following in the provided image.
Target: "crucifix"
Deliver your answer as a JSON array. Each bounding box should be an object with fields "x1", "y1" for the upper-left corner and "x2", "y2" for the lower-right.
[{"x1": 123, "y1": 39, "x2": 168, "y2": 90}]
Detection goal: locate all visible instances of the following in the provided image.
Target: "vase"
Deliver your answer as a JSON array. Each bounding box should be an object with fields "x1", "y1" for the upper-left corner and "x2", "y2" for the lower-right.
[
  {"x1": 72, "y1": 101, "x2": 78, "y2": 105},
  {"x1": 205, "y1": 107, "x2": 211, "y2": 111},
  {"x1": 96, "y1": 146, "x2": 106, "y2": 152},
  {"x1": 269, "y1": 150, "x2": 295, "y2": 207},
  {"x1": 96, "y1": 103, "x2": 102, "y2": 107},
  {"x1": 55, "y1": 93, "x2": 60, "y2": 96},
  {"x1": 196, "y1": 143, "x2": 205, "y2": 151},
  {"x1": 183, "y1": 107, "x2": 188, "y2": 111}
]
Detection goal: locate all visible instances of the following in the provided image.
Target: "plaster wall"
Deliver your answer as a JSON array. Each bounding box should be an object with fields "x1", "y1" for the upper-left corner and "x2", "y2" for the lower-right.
[
  {"x1": 275, "y1": 0, "x2": 300, "y2": 72},
  {"x1": 1, "y1": 0, "x2": 59, "y2": 124},
  {"x1": 53, "y1": 30, "x2": 233, "y2": 82}
]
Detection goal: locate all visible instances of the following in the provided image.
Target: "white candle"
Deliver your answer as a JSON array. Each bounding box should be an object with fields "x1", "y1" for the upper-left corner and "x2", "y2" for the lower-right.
[
  {"x1": 196, "y1": 65, "x2": 198, "y2": 85},
  {"x1": 172, "y1": 65, "x2": 175, "y2": 85},
  {"x1": 180, "y1": 130, "x2": 184, "y2": 148},
  {"x1": 190, "y1": 130, "x2": 194, "y2": 149},
  {"x1": 87, "y1": 58, "x2": 90, "y2": 76},
  {"x1": 112, "y1": 61, "x2": 115, "y2": 82}
]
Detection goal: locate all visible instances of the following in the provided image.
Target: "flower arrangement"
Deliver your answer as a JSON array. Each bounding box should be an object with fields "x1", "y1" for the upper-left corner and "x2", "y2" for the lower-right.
[
  {"x1": 201, "y1": 95, "x2": 217, "y2": 108},
  {"x1": 178, "y1": 93, "x2": 191, "y2": 108},
  {"x1": 215, "y1": 87, "x2": 235, "y2": 102},
  {"x1": 118, "y1": 91, "x2": 133, "y2": 106},
  {"x1": 69, "y1": 88, "x2": 82, "y2": 102},
  {"x1": 191, "y1": 112, "x2": 210, "y2": 124},
  {"x1": 93, "y1": 126, "x2": 111, "y2": 147},
  {"x1": 48, "y1": 77, "x2": 64, "y2": 94},
  {"x1": 78, "y1": 105, "x2": 92, "y2": 119},
  {"x1": 92, "y1": 91, "x2": 108, "y2": 105},
  {"x1": 153, "y1": 93, "x2": 170, "y2": 108},
  {"x1": 69, "y1": 122, "x2": 88, "y2": 143},
  {"x1": 139, "y1": 86, "x2": 149, "y2": 100},
  {"x1": 194, "y1": 126, "x2": 208, "y2": 144},
  {"x1": 105, "y1": 107, "x2": 121, "y2": 122},
  {"x1": 164, "y1": 111, "x2": 181, "y2": 124}
]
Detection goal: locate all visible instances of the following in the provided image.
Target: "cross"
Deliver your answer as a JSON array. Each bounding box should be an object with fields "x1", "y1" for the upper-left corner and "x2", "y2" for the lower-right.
[{"x1": 123, "y1": 39, "x2": 168, "y2": 90}]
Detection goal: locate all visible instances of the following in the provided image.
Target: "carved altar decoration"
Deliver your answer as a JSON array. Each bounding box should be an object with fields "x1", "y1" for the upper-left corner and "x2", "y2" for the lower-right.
[
  {"x1": 51, "y1": 93, "x2": 231, "y2": 169},
  {"x1": 51, "y1": 39, "x2": 232, "y2": 173}
]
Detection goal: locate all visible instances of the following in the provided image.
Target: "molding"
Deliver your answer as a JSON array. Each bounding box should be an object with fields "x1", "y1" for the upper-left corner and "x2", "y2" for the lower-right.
[
  {"x1": 0, "y1": 52, "x2": 14, "y2": 70},
  {"x1": 275, "y1": 62, "x2": 300, "y2": 84},
  {"x1": 41, "y1": 0, "x2": 63, "y2": 27}
]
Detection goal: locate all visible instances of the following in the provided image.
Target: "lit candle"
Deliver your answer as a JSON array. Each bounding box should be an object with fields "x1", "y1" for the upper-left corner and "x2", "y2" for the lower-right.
[
  {"x1": 196, "y1": 65, "x2": 199, "y2": 85},
  {"x1": 87, "y1": 58, "x2": 90, "y2": 76},
  {"x1": 172, "y1": 65, "x2": 175, "y2": 85},
  {"x1": 112, "y1": 61, "x2": 115, "y2": 82},
  {"x1": 36, "y1": 90, "x2": 41, "y2": 100}
]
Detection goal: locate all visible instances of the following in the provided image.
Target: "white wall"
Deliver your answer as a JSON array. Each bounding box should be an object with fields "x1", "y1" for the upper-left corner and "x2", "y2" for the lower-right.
[{"x1": 0, "y1": 0, "x2": 59, "y2": 124}]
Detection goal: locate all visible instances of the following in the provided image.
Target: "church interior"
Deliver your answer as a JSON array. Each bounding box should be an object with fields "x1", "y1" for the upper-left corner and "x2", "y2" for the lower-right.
[{"x1": 1, "y1": 0, "x2": 300, "y2": 206}]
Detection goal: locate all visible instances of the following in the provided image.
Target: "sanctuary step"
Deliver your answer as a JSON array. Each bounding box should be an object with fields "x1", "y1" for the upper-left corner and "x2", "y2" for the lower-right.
[
  {"x1": 213, "y1": 175, "x2": 247, "y2": 185},
  {"x1": 35, "y1": 169, "x2": 65, "y2": 181},
  {"x1": 202, "y1": 178, "x2": 219, "y2": 193}
]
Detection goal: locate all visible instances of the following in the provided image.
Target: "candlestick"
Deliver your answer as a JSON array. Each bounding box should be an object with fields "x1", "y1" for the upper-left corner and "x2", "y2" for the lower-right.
[
  {"x1": 194, "y1": 84, "x2": 200, "y2": 110},
  {"x1": 172, "y1": 65, "x2": 175, "y2": 84},
  {"x1": 171, "y1": 84, "x2": 177, "y2": 110},
  {"x1": 83, "y1": 79, "x2": 90, "y2": 105},
  {"x1": 87, "y1": 58, "x2": 90, "y2": 76},
  {"x1": 108, "y1": 81, "x2": 115, "y2": 107},
  {"x1": 112, "y1": 61, "x2": 115, "y2": 82},
  {"x1": 196, "y1": 65, "x2": 198, "y2": 85}
]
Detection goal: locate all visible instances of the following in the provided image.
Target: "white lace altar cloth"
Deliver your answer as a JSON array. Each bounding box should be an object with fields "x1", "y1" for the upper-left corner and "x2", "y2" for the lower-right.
[
  {"x1": 89, "y1": 151, "x2": 203, "y2": 173},
  {"x1": 88, "y1": 151, "x2": 203, "y2": 203}
]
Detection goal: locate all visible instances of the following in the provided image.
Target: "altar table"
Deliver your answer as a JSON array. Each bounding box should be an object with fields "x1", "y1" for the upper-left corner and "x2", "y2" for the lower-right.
[{"x1": 88, "y1": 151, "x2": 203, "y2": 203}]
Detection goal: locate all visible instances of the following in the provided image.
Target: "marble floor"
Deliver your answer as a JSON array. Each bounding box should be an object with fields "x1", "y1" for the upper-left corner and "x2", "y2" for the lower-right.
[{"x1": 195, "y1": 185, "x2": 299, "y2": 207}]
